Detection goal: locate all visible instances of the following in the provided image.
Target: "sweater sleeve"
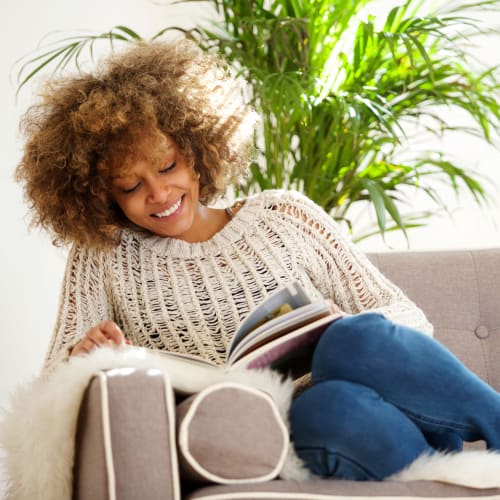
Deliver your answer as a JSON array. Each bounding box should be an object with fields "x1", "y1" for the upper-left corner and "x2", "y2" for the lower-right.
[
  {"x1": 279, "y1": 192, "x2": 433, "y2": 335},
  {"x1": 43, "y1": 244, "x2": 115, "y2": 372}
]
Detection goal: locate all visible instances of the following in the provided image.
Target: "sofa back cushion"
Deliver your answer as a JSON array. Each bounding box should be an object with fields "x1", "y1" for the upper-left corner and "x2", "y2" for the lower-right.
[{"x1": 368, "y1": 248, "x2": 500, "y2": 392}]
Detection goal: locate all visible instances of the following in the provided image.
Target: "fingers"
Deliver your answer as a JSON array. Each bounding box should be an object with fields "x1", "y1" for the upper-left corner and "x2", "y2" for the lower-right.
[
  {"x1": 70, "y1": 320, "x2": 126, "y2": 357},
  {"x1": 98, "y1": 320, "x2": 125, "y2": 346},
  {"x1": 325, "y1": 299, "x2": 344, "y2": 315}
]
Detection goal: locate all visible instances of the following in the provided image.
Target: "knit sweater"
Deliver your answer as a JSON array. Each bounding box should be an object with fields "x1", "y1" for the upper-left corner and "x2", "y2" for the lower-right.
[{"x1": 45, "y1": 190, "x2": 433, "y2": 370}]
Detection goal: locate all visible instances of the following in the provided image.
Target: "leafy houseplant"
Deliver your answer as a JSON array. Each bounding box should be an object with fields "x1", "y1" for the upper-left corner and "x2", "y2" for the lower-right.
[{"x1": 17, "y1": 0, "x2": 500, "y2": 242}]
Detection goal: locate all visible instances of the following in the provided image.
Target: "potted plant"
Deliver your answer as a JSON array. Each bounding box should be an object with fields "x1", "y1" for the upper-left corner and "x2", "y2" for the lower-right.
[{"x1": 17, "y1": 0, "x2": 500, "y2": 242}]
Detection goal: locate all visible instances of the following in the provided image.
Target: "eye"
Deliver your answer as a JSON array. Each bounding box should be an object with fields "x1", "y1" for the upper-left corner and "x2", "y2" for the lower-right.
[
  {"x1": 160, "y1": 161, "x2": 176, "y2": 174},
  {"x1": 121, "y1": 181, "x2": 141, "y2": 194}
]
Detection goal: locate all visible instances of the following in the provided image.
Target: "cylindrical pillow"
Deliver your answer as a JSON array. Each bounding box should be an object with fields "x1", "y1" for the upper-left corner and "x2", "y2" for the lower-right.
[{"x1": 176, "y1": 382, "x2": 289, "y2": 484}]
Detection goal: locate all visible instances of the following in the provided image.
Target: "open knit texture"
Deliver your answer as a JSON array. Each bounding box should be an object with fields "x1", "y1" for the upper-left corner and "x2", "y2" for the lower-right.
[{"x1": 45, "y1": 189, "x2": 432, "y2": 371}]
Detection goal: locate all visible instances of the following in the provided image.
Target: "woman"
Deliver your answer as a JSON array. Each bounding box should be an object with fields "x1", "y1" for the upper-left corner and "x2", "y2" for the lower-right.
[{"x1": 16, "y1": 37, "x2": 500, "y2": 481}]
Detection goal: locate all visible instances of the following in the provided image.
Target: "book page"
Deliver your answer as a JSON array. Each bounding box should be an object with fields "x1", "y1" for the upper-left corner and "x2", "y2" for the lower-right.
[
  {"x1": 228, "y1": 281, "x2": 313, "y2": 355},
  {"x1": 231, "y1": 313, "x2": 343, "y2": 376},
  {"x1": 148, "y1": 349, "x2": 224, "y2": 395},
  {"x1": 151, "y1": 349, "x2": 219, "y2": 368},
  {"x1": 227, "y1": 301, "x2": 331, "y2": 364}
]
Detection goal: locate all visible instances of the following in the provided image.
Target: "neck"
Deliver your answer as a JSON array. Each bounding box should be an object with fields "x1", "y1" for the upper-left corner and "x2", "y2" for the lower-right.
[{"x1": 179, "y1": 205, "x2": 230, "y2": 243}]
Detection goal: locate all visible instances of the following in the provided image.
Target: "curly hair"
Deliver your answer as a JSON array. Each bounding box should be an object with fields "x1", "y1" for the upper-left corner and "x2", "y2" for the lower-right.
[{"x1": 15, "y1": 37, "x2": 258, "y2": 248}]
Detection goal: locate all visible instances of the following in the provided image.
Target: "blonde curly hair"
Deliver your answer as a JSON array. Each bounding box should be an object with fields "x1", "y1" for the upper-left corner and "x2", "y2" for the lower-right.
[{"x1": 15, "y1": 38, "x2": 257, "y2": 248}]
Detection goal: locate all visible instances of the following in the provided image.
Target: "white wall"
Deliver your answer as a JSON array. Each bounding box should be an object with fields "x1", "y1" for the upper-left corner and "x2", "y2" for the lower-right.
[
  {"x1": 0, "y1": 0, "x2": 211, "y2": 490},
  {"x1": 354, "y1": 1, "x2": 500, "y2": 252},
  {"x1": 1, "y1": 0, "x2": 499, "y2": 490}
]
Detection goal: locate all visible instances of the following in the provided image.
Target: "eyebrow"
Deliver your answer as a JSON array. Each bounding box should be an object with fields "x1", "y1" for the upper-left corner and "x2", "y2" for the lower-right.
[
  {"x1": 111, "y1": 173, "x2": 137, "y2": 183},
  {"x1": 110, "y1": 142, "x2": 176, "y2": 180}
]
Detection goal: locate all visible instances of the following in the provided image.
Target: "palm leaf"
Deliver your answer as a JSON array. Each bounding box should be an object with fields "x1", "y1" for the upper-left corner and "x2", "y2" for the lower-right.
[
  {"x1": 15, "y1": 0, "x2": 500, "y2": 244},
  {"x1": 16, "y1": 26, "x2": 144, "y2": 92}
]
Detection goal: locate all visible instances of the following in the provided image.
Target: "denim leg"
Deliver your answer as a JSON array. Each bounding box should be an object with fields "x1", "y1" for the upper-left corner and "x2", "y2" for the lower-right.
[
  {"x1": 312, "y1": 313, "x2": 500, "y2": 449},
  {"x1": 423, "y1": 429, "x2": 463, "y2": 452},
  {"x1": 289, "y1": 380, "x2": 432, "y2": 480}
]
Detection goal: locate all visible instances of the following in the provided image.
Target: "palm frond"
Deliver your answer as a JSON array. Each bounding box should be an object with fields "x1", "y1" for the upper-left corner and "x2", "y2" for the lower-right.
[
  {"x1": 15, "y1": 0, "x2": 500, "y2": 243},
  {"x1": 16, "y1": 26, "x2": 144, "y2": 93}
]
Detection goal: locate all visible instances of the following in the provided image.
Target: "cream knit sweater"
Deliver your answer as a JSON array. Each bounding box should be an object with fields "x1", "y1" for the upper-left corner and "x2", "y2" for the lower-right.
[{"x1": 45, "y1": 190, "x2": 432, "y2": 370}]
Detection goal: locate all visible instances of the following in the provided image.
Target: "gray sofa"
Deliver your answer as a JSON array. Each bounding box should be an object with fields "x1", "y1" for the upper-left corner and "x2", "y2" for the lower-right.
[{"x1": 73, "y1": 248, "x2": 500, "y2": 499}]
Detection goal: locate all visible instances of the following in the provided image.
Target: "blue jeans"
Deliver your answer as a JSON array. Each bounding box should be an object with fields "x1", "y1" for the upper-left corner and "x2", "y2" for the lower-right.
[{"x1": 289, "y1": 313, "x2": 500, "y2": 480}]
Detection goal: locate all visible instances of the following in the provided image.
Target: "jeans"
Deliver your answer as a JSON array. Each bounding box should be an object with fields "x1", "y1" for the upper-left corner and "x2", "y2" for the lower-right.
[{"x1": 289, "y1": 313, "x2": 500, "y2": 481}]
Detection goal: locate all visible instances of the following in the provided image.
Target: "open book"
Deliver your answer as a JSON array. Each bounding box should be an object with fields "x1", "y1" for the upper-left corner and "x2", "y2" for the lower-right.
[{"x1": 154, "y1": 282, "x2": 342, "y2": 381}]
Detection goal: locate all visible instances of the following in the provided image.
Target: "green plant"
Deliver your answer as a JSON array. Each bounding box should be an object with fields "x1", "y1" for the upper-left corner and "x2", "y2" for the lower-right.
[{"x1": 17, "y1": 0, "x2": 500, "y2": 242}]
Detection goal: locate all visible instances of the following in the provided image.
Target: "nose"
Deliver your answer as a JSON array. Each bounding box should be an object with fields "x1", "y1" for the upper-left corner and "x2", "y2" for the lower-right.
[{"x1": 146, "y1": 178, "x2": 169, "y2": 204}]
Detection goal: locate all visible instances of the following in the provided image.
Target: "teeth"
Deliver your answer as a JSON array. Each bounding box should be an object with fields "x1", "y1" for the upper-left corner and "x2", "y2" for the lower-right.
[{"x1": 153, "y1": 197, "x2": 182, "y2": 217}]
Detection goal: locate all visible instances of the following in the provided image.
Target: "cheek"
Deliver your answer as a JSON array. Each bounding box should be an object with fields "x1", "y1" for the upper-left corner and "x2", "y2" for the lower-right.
[
  {"x1": 114, "y1": 197, "x2": 140, "y2": 219},
  {"x1": 188, "y1": 170, "x2": 201, "y2": 192}
]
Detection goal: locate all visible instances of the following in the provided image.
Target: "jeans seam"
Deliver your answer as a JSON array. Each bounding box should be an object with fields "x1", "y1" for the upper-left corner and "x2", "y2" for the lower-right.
[
  {"x1": 295, "y1": 446, "x2": 381, "y2": 481},
  {"x1": 391, "y1": 402, "x2": 475, "y2": 434}
]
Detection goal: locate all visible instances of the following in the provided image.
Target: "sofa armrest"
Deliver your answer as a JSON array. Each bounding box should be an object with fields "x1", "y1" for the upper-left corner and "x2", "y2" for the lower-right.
[{"x1": 73, "y1": 368, "x2": 181, "y2": 500}]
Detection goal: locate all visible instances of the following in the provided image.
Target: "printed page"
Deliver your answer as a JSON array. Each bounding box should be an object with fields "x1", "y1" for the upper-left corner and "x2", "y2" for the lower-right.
[
  {"x1": 227, "y1": 301, "x2": 331, "y2": 364},
  {"x1": 228, "y1": 281, "x2": 313, "y2": 355},
  {"x1": 231, "y1": 313, "x2": 343, "y2": 376}
]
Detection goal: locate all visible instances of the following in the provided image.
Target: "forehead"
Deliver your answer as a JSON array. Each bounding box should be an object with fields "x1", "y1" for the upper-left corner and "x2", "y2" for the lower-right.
[{"x1": 109, "y1": 132, "x2": 175, "y2": 178}]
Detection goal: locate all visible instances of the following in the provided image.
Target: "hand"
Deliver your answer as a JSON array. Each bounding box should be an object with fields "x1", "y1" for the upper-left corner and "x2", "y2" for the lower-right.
[
  {"x1": 70, "y1": 320, "x2": 127, "y2": 357},
  {"x1": 325, "y1": 299, "x2": 344, "y2": 315}
]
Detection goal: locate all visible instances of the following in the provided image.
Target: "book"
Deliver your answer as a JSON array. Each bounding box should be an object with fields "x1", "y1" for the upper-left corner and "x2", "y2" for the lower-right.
[{"x1": 153, "y1": 282, "x2": 342, "y2": 385}]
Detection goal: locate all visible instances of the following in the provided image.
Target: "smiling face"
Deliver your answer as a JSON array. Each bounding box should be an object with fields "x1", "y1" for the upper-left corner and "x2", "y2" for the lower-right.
[{"x1": 110, "y1": 133, "x2": 209, "y2": 242}]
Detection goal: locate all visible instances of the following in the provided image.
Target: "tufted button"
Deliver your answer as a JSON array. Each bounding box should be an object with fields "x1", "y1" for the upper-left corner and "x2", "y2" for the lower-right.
[{"x1": 474, "y1": 325, "x2": 489, "y2": 339}]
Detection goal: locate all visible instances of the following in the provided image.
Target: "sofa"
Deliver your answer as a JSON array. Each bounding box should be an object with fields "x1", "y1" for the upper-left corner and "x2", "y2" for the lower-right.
[{"x1": 71, "y1": 248, "x2": 500, "y2": 500}]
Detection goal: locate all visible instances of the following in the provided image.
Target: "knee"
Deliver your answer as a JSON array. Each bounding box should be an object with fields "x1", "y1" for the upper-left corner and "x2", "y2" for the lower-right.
[
  {"x1": 312, "y1": 313, "x2": 391, "y2": 381},
  {"x1": 326, "y1": 313, "x2": 389, "y2": 341},
  {"x1": 318, "y1": 313, "x2": 390, "y2": 351}
]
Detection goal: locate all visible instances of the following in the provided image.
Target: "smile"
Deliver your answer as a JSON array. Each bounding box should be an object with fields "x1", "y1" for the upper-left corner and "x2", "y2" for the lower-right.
[{"x1": 152, "y1": 196, "x2": 184, "y2": 218}]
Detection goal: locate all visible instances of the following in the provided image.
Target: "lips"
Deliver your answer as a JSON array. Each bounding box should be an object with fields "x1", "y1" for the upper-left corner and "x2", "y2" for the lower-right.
[{"x1": 152, "y1": 195, "x2": 184, "y2": 218}]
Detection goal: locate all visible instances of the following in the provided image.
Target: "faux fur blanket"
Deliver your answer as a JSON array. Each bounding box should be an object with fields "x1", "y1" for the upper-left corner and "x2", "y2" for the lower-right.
[{"x1": 1, "y1": 347, "x2": 500, "y2": 499}]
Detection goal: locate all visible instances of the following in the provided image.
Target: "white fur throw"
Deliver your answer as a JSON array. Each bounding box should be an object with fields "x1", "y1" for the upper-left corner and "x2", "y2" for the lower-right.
[{"x1": 1, "y1": 347, "x2": 500, "y2": 500}]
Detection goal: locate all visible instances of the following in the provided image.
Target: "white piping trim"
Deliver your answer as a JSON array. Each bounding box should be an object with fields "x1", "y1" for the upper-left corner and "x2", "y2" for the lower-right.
[
  {"x1": 188, "y1": 494, "x2": 500, "y2": 500},
  {"x1": 161, "y1": 372, "x2": 182, "y2": 500},
  {"x1": 178, "y1": 382, "x2": 289, "y2": 484},
  {"x1": 98, "y1": 372, "x2": 117, "y2": 500}
]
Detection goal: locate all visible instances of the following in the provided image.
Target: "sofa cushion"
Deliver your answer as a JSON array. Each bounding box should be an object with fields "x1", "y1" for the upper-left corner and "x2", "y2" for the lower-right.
[
  {"x1": 186, "y1": 478, "x2": 500, "y2": 499},
  {"x1": 176, "y1": 382, "x2": 289, "y2": 484}
]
